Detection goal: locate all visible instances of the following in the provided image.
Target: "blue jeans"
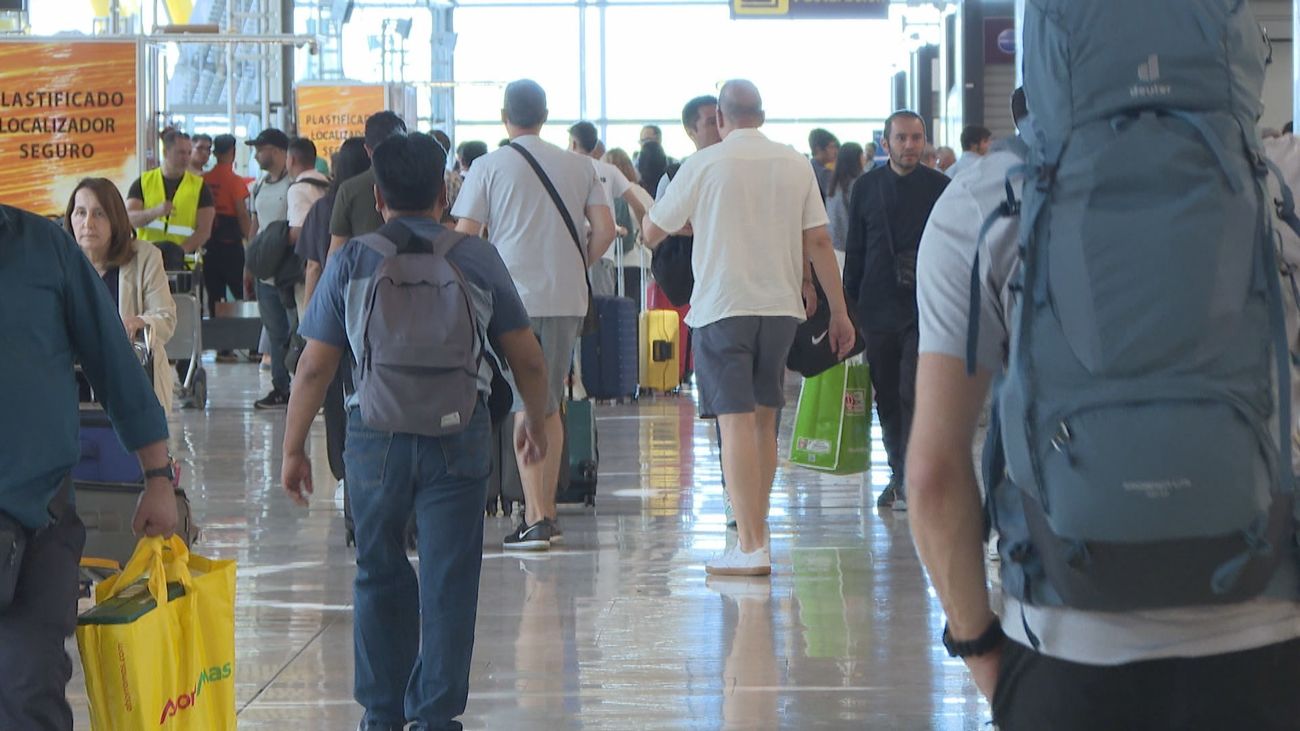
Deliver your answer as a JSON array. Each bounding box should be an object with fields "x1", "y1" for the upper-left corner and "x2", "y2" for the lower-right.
[
  {"x1": 255, "y1": 280, "x2": 293, "y2": 393},
  {"x1": 345, "y1": 402, "x2": 490, "y2": 731}
]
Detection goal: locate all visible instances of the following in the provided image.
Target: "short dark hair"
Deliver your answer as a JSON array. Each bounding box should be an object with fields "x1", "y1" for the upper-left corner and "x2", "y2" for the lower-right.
[
  {"x1": 682, "y1": 95, "x2": 718, "y2": 132},
  {"x1": 641, "y1": 124, "x2": 662, "y2": 139},
  {"x1": 457, "y1": 140, "x2": 489, "y2": 170},
  {"x1": 161, "y1": 128, "x2": 190, "y2": 151},
  {"x1": 364, "y1": 111, "x2": 407, "y2": 150},
  {"x1": 213, "y1": 134, "x2": 237, "y2": 155},
  {"x1": 288, "y1": 137, "x2": 317, "y2": 166},
  {"x1": 191, "y1": 133, "x2": 213, "y2": 145},
  {"x1": 884, "y1": 110, "x2": 926, "y2": 140},
  {"x1": 504, "y1": 79, "x2": 547, "y2": 129},
  {"x1": 808, "y1": 128, "x2": 838, "y2": 154},
  {"x1": 372, "y1": 132, "x2": 446, "y2": 213},
  {"x1": 960, "y1": 125, "x2": 992, "y2": 151},
  {"x1": 568, "y1": 121, "x2": 599, "y2": 153}
]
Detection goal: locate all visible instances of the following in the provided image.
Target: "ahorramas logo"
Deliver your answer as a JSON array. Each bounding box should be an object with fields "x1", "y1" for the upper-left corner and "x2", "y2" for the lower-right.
[{"x1": 158, "y1": 663, "x2": 232, "y2": 725}]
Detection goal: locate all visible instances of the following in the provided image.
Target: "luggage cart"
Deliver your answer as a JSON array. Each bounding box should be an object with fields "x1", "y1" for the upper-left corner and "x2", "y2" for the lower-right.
[{"x1": 167, "y1": 271, "x2": 208, "y2": 410}]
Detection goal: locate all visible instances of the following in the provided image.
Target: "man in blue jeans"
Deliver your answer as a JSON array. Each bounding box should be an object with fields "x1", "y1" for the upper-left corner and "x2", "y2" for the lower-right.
[{"x1": 281, "y1": 132, "x2": 550, "y2": 731}]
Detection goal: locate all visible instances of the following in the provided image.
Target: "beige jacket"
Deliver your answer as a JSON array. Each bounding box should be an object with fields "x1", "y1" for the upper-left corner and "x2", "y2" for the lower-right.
[{"x1": 116, "y1": 240, "x2": 177, "y2": 413}]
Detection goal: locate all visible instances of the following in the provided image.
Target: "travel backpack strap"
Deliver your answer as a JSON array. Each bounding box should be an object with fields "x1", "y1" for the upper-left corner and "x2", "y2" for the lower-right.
[
  {"x1": 1256, "y1": 182, "x2": 1296, "y2": 495},
  {"x1": 965, "y1": 169, "x2": 1024, "y2": 375}
]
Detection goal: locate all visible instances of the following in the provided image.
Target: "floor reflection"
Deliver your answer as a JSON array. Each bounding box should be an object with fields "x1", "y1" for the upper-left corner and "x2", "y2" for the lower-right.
[{"x1": 65, "y1": 358, "x2": 990, "y2": 729}]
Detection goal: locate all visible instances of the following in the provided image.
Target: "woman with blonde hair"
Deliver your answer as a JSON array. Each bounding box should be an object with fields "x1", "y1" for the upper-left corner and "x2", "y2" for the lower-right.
[{"x1": 66, "y1": 177, "x2": 178, "y2": 412}]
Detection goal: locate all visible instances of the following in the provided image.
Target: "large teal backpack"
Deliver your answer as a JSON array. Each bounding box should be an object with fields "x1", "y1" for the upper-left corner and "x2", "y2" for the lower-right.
[{"x1": 978, "y1": 0, "x2": 1299, "y2": 614}]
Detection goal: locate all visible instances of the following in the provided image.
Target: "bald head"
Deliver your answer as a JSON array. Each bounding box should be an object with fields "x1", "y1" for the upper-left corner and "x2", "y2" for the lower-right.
[{"x1": 717, "y1": 79, "x2": 764, "y2": 137}]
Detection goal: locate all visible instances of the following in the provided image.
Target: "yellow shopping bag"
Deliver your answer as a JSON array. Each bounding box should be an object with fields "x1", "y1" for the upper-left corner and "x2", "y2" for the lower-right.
[{"x1": 76, "y1": 535, "x2": 236, "y2": 730}]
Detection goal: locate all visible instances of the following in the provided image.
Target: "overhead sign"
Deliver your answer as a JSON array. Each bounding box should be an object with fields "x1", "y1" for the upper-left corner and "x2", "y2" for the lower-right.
[
  {"x1": 732, "y1": 0, "x2": 887, "y2": 20},
  {"x1": 295, "y1": 84, "x2": 386, "y2": 164},
  {"x1": 0, "y1": 40, "x2": 139, "y2": 217}
]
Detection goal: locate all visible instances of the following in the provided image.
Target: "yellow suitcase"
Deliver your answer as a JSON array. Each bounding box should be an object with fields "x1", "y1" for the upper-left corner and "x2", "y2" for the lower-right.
[{"x1": 639, "y1": 309, "x2": 681, "y2": 393}]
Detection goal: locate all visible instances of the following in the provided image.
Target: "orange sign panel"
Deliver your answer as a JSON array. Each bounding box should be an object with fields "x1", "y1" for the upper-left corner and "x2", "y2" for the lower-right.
[
  {"x1": 296, "y1": 85, "x2": 386, "y2": 164},
  {"x1": 0, "y1": 41, "x2": 139, "y2": 217}
]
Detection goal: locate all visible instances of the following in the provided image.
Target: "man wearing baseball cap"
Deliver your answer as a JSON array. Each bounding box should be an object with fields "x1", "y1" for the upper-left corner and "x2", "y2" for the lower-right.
[{"x1": 246, "y1": 128, "x2": 297, "y2": 410}]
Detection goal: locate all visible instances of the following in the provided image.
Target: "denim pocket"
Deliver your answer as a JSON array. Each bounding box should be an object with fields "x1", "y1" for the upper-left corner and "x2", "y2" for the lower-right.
[
  {"x1": 345, "y1": 412, "x2": 394, "y2": 485},
  {"x1": 439, "y1": 404, "x2": 491, "y2": 481}
]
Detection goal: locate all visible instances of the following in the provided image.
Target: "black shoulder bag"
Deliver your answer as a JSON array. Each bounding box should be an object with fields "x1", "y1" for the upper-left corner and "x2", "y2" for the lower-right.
[{"x1": 508, "y1": 142, "x2": 599, "y2": 336}]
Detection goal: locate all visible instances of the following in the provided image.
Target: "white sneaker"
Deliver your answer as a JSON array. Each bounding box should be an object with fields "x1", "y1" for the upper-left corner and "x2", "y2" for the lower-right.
[{"x1": 706, "y1": 543, "x2": 771, "y2": 577}]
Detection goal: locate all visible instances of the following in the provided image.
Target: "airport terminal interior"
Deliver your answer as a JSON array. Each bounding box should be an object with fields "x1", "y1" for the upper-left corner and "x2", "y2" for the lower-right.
[{"x1": 5, "y1": 0, "x2": 1300, "y2": 729}]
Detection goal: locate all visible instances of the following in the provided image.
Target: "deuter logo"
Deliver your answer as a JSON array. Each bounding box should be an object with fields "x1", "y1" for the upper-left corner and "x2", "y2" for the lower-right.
[
  {"x1": 1137, "y1": 54, "x2": 1160, "y2": 82},
  {"x1": 1131, "y1": 53, "x2": 1172, "y2": 98},
  {"x1": 158, "y1": 663, "x2": 232, "y2": 725}
]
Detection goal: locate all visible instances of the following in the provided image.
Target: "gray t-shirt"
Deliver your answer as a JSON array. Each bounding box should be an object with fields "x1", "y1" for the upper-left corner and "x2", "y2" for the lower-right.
[
  {"x1": 252, "y1": 172, "x2": 291, "y2": 235},
  {"x1": 452, "y1": 135, "x2": 607, "y2": 318},
  {"x1": 916, "y1": 147, "x2": 1300, "y2": 666}
]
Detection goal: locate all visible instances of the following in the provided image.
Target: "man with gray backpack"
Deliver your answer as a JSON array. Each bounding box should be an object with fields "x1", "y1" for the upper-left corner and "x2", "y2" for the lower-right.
[
  {"x1": 280, "y1": 132, "x2": 550, "y2": 731},
  {"x1": 908, "y1": 3, "x2": 1300, "y2": 728}
]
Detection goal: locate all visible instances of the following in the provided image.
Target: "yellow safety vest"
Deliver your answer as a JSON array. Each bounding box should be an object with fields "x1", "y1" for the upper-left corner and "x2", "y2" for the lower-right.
[{"x1": 136, "y1": 168, "x2": 203, "y2": 247}]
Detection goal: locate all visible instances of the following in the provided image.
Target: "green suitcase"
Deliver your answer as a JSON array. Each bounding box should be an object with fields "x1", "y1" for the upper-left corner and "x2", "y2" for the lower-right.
[{"x1": 558, "y1": 399, "x2": 598, "y2": 506}]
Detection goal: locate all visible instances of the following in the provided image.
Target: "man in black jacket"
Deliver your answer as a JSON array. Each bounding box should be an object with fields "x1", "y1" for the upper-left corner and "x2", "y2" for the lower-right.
[{"x1": 843, "y1": 110, "x2": 949, "y2": 511}]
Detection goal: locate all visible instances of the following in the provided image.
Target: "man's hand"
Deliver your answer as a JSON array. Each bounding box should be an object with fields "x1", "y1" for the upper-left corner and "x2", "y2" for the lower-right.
[
  {"x1": 829, "y1": 310, "x2": 855, "y2": 359},
  {"x1": 123, "y1": 315, "x2": 147, "y2": 342},
  {"x1": 154, "y1": 200, "x2": 174, "y2": 219},
  {"x1": 133, "y1": 478, "x2": 178, "y2": 537},
  {"x1": 802, "y1": 280, "x2": 819, "y2": 319},
  {"x1": 516, "y1": 415, "x2": 548, "y2": 466},
  {"x1": 282, "y1": 450, "x2": 314, "y2": 507},
  {"x1": 964, "y1": 647, "x2": 1003, "y2": 702}
]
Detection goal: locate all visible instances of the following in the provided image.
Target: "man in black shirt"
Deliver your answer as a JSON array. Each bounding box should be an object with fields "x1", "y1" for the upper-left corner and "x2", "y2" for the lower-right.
[{"x1": 843, "y1": 110, "x2": 949, "y2": 511}]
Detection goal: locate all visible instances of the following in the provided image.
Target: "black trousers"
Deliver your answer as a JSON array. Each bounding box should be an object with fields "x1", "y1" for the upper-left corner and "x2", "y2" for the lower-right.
[
  {"x1": 203, "y1": 240, "x2": 245, "y2": 318},
  {"x1": 994, "y1": 637, "x2": 1300, "y2": 730},
  {"x1": 0, "y1": 509, "x2": 85, "y2": 731},
  {"x1": 864, "y1": 327, "x2": 919, "y2": 488}
]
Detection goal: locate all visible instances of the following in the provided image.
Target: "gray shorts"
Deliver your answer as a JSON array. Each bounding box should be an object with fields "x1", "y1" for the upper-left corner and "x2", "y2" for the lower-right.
[
  {"x1": 514, "y1": 316, "x2": 582, "y2": 415},
  {"x1": 694, "y1": 316, "x2": 799, "y2": 417}
]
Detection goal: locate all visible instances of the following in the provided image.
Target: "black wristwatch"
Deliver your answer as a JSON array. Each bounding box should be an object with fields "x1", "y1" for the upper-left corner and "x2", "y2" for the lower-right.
[
  {"x1": 942, "y1": 618, "x2": 1005, "y2": 658},
  {"x1": 143, "y1": 460, "x2": 174, "y2": 482}
]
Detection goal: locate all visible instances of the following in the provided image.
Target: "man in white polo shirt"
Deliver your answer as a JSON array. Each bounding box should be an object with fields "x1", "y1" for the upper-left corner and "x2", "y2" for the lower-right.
[
  {"x1": 643, "y1": 79, "x2": 854, "y2": 576},
  {"x1": 453, "y1": 79, "x2": 616, "y2": 552}
]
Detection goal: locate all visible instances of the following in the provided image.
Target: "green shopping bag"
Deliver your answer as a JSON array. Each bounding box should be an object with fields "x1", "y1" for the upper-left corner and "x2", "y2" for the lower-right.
[{"x1": 788, "y1": 361, "x2": 871, "y2": 475}]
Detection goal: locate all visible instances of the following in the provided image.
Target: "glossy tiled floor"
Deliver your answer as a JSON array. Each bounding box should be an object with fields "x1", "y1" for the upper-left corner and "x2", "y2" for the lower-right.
[{"x1": 67, "y1": 358, "x2": 991, "y2": 730}]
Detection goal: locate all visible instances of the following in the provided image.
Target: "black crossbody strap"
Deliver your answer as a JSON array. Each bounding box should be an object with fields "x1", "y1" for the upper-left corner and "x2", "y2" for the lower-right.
[{"x1": 508, "y1": 142, "x2": 594, "y2": 297}]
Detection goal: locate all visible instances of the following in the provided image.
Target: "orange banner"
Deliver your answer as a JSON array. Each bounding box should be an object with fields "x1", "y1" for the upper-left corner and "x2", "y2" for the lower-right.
[
  {"x1": 0, "y1": 41, "x2": 138, "y2": 217},
  {"x1": 296, "y1": 84, "x2": 386, "y2": 165}
]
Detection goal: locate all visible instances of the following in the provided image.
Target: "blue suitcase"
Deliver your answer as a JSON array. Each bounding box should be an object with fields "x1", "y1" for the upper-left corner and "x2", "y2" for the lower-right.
[
  {"x1": 581, "y1": 296, "x2": 639, "y2": 401},
  {"x1": 73, "y1": 410, "x2": 144, "y2": 483}
]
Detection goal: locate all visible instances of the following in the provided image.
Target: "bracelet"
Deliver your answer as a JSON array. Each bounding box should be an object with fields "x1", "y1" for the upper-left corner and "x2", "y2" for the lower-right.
[{"x1": 143, "y1": 460, "x2": 174, "y2": 482}]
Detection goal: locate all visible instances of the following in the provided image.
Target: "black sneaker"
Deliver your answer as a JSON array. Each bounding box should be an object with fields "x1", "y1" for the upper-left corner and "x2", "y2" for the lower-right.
[
  {"x1": 253, "y1": 389, "x2": 290, "y2": 410},
  {"x1": 504, "y1": 520, "x2": 552, "y2": 551},
  {"x1": 545, "y1": 518, "x2": 564, "y2": 545}
]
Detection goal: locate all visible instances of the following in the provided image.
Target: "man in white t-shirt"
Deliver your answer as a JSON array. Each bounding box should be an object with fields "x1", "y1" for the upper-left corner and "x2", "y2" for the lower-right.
[
  {"x1": 909, "y1": 117, "x2": 1300, "y2": 726},
  {"x1": 247, "y1": 128, "x2": 296, "y2": 410},
  {"x1": 568, "y1": 120, "x2": 648, "y2": 296},
  {"x1": 453, "y1": 79, "x2": 616, "y2": 552},
  {"x1": 643, "y1": 80, "x2": 853, "y2": 577},
  {"x1": 286, "y1": 137, "x2": 330, "y2": 253}
]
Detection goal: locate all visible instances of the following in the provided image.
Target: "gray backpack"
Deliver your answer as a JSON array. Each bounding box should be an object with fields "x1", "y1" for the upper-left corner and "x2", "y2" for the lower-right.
[
  {"x1": 974, "y1": 0, "x2": 1298, "y2": 616},
  {"x1": 355, "y1": 220, "x2": 479, "y2": 437}
]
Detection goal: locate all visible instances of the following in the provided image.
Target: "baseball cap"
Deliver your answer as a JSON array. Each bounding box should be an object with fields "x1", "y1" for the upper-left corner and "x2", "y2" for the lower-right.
[
  {"x1": 213, "y1": 134, "x2": 237, "y2": 155},
  {"x1": 245, "y1": 128, "x2": 290, "y2": 150}
]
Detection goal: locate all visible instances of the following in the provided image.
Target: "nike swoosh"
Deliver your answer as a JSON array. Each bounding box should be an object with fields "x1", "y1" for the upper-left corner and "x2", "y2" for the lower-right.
[{"x1": 811, "y1": 331, "x2": 829, "y2": 346}]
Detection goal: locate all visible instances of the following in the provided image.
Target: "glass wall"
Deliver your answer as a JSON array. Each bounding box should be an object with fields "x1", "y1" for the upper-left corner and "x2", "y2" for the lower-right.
[{"x1": 451, "y1": 1, "x2": 908, "y2": 162}]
